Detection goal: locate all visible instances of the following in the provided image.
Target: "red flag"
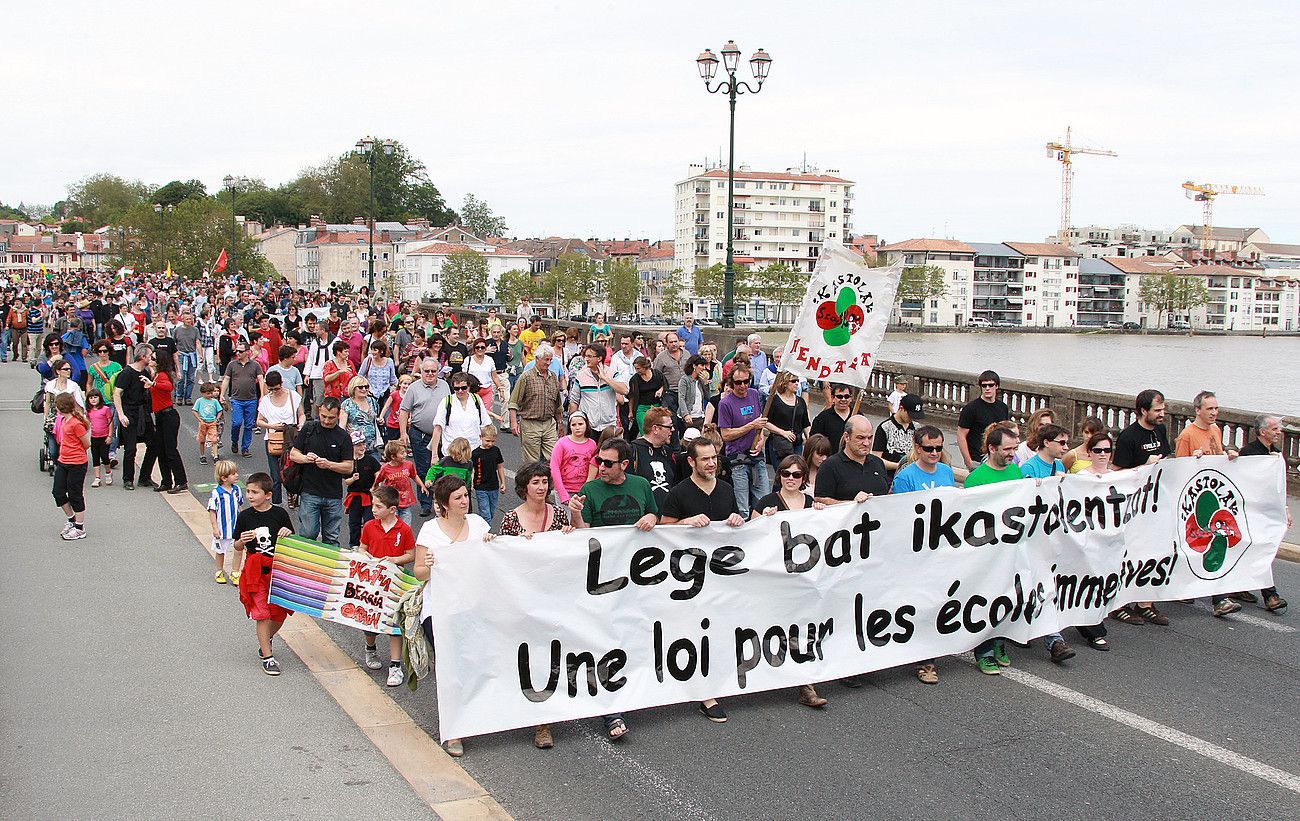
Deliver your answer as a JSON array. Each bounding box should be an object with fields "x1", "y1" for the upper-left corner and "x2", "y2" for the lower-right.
[{"x1": 213, "y1": 248, "x2": 229, "y2": 274}]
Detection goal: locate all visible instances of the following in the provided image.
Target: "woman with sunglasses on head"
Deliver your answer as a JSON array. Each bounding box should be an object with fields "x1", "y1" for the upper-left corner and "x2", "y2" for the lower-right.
[
  {"x1": 627, "y1": 356, "x2": 665, "y2": 438},
  {"x1": 465, "y1": 338, "x2": 504, "y2": 421},
  {"x1": 1075, "y1": 431, "x2": 1116, "y2": 650}
]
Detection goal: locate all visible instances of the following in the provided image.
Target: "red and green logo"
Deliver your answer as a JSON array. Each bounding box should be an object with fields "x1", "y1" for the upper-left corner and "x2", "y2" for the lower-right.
[
  {"x1": 814, "y1": 286, "x2": 866, "y2": 347},
  {"x1": 1178, "y1": 470, "x2": 1250, "y2": 579}
]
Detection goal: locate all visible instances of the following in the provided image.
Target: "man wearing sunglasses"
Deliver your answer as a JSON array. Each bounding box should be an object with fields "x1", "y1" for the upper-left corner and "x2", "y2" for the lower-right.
[
  {"x1": 957, "y1": 370, "x2": 1010, "y2": 471},
  {"x1": 717, "y1": 364, "x2": 771, "y2": 518},
  {"x1": 810, "y1": 383, "x2": 853, "y2": 454}
]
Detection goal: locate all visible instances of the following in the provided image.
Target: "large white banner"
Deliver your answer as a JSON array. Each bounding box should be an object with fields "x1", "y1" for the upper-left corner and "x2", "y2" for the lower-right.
[
  {"x1": 779, "y1": 243, "x2": 901, "y2": 389},
  {"x1": 425, "y1": 457, "x2": 1287, "y2": 740}
]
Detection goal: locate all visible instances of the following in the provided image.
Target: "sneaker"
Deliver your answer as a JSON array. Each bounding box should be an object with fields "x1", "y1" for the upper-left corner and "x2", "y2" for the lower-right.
[
  {"x1": 137, "y1": 478, "x2": 157, "y2": 489},
  {"x1": 62, "y1": 526, "x2": 86, "y2": 541},
  {"x1": 105, "y1": 474, "x2": 113, "y2": 486},
  {"x1": 230, "y1": 571, "x2": 241, "y2": 584},
  {"x1": 916, "y1": 663, "x2": 939, "y2": 684},
  {"x1": 91, "y1": 477, "x2": 102, "y2": 488},
  {"x1": 364, "y1": 646, "x2": 383, "y2": 670},
  {"x1": 386, "y1": 665, "x2": 404, "y2": 687},
  {"x1": 214, "y1": 570, "x2": 228, "y2": 584},
  {"x1": 1110, "y1": 605, "x2": 1145, "y2": 625},
  {"x1": 60, "y1": 522, "x2": 76, "y2": 538},
  {"x1": 1049, "y1": 640, "x2": 1076, "y2": 663},
  {"x1": 262, "y1": 656, "x2": 282, "y2": 676},
  {"x1": 1212, "y1": 598, "x2": 1242, "y2": 617},
  {"x1": 109, "y1": 456, "x2": 119, "y2": 469},
  {"x1": 698, "y1": 701, "x2": 728, "y2": 723},
  {"x1": 241, "y1": 450, "x2": 253, "y2": 458},
  {"x1": 977, "y1": 656, "x2": 1001, "y2": 675},
  {"x1": 1264, "y1": 593, "x2": 1288, "y2": 613},
  {"x1": 1229, "y1": 591, "x2": 1258, "y2": 604},
  {"x1": 123, "y1": 480, "x2": 135, "y2": 491},
  {"x1": 993, "y1": 643, "x2": 1011, "y2": 667},
  {"x1": 1136, "y1": 605, "x2": 1170, "y2": 626},
  {"x1": 199, "y1": 455, "x2": 207, "y2": 465}
]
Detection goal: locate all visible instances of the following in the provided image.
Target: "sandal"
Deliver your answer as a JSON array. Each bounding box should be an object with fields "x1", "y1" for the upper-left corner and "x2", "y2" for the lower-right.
[
  {"x1": 603, "y1": 715, "x2": 629, "y2": 741},
  {"x1": 442, "y1": 738, "x2": 464, "y2": 757},
  {"x1": 1088, "y1": 636, "x2": 1111, "y2": 651},
  {"x1": 533, "y1": 725, "x2": 554, "y2": 749}
]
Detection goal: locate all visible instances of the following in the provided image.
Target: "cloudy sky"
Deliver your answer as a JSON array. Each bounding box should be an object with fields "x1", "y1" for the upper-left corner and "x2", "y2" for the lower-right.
[{"x1": 4, "y1": 1, "x2": 1297, "y2": 245}]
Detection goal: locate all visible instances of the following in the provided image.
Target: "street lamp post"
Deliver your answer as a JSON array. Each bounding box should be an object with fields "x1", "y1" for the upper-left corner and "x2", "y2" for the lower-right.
[
  {"x1": 153, "y1": 203, "x2": 173, "y2": 273},
  {"x1": 355, "y1": 136, "x2": 396, "y2": 299},
  {"x1": 222, "y1": 175, "x2": 248, "y2": 277},
  {"x1": 697, "y1": 41, "x2": 771, "y2": 328}
]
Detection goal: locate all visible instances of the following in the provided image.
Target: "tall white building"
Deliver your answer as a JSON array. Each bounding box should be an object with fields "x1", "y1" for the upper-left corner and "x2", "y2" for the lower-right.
[{"x1": 673, "y1": 163, "x2": 854, "y2": 277}]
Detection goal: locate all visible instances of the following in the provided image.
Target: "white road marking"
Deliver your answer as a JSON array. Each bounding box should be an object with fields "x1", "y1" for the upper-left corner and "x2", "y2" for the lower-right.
[
  {"x1": 1188, "y1": 602, "x2": 1296, "y2": 633},
  {"x1": 961, "y1": 653, "x2": 1300, "y2": 796},
  {"x1": 576, "y1": 725, "x2": 713, "y2": 821}
]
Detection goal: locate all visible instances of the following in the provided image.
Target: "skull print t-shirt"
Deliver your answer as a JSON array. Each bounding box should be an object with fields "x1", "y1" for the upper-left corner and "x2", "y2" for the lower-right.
[{"x1": 233, "y1": 504, "x2": 294, "y2": 556}]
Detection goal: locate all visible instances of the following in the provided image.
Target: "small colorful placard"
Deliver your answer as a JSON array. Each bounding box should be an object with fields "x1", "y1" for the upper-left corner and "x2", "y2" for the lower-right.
[{"x1": 268, "y1": 535, "x2": 420, "y2": 635}]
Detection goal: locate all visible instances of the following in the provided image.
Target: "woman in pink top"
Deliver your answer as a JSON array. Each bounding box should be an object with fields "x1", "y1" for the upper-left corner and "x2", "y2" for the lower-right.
[{"x1": 549, "y1": 410, "x2": 597, "y2": 503}]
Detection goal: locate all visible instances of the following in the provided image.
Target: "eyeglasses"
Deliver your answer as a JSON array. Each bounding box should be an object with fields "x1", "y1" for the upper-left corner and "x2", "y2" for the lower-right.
[
  {"x1": 452, "y1": 385, "x2": 469, "y2": 392},
  {"x1": 356, "y1": 385, "x2": 370, "y2": 391},
  {"x1": 919, "y1": 444, "x2": 944, "y2": 453},
  {"x1": 1053, "y1": 438, "x2": 1070, "y2": 446},
  {"x1": 979, "y1": 382, "x2": 998, "y2": 388},
  {"x1": 732, "y1": 378, "x2": 750, "y2": 386},
  {"x1": 595, "y1": 457, "x2": 620, "y2": 467},
  {"x1": 779, "y1": 470, "x2": 804, "y2": 478},
  {"x1": 833, "y1": 394, "x2": 852, "y2": 400},
  {"x1": 58, "y1": 366, "x2": 72, "y2": 373},
  {"x1": 473, "y1": 345, "x2": 486, "y2": 351},
  {"x1": 653, "y1": 422, "x2": 674, "y2": 431},
  {"x1": 1090, "y1": 446, "x2": 1113, "y2": 454}
]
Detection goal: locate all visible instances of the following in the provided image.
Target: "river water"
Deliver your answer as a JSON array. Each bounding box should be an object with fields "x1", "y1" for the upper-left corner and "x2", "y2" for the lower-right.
[
  {"x1": 749, "y1": 330, "x2": 1298, "y2": 415},
  {"x1": 873, "y1": 332, "x2": 1300, "y2": 415}
]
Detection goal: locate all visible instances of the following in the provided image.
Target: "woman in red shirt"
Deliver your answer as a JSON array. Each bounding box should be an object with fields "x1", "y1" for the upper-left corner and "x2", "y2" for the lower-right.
[
  {"x1": 52, "y1": 392, "x2": 91, "y2": 540},
  {"x1": 141, "y1": 349, "x2": 189, "y2": 493},
  {"x1": 322, "y1": 340, "x2": 355, "y2": 400}
]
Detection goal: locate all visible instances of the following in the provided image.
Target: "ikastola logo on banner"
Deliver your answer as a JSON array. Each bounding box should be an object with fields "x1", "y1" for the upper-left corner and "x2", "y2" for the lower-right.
[
  {"x1": 813, "y1": 276, "x2": 874, "y2": 347},
  {"x1": 1178, "y1": 469, "x2": 1252, "y2": 579}
]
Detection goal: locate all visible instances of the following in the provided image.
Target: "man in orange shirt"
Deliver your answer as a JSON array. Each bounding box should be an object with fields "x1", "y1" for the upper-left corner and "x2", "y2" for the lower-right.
[{"x1": 1174, "y1": 390, "x2": 1239, "y2": 459}]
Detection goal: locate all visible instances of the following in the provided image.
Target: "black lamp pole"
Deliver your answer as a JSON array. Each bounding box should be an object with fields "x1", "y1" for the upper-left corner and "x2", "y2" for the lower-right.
[
  {"x1": 355, "y1": 137, "x2": 396, "y2": 298},
  {"x1": 697, "y1": 42, "x2": 771, "y2": 328}
]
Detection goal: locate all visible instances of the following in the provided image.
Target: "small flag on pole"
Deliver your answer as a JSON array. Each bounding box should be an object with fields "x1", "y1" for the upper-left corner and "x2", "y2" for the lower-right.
[
  {"x1": 40, "y1": 263, "x2": 52, "y2": 280},
  {"x1": 165, "y1": 262, "x2": 173, "y2": 278},
  {"x1": 114, "y1": 266, "x2": 134, "y2": 287},
  {"x1": 213, "y1": 248, "x2": 229, "y2": 274}
]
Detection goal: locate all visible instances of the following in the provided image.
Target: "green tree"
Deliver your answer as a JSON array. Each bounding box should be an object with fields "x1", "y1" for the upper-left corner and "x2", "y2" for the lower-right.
[
  {"x1": 691, "y1": 263, "x2": 725, "y2": 303},
  {"x1": 153, "y1": 179, "x2": 208, "y2": 206},
  {"x1": 461, "y1": 194, "x2": 508, "y2": 239},
  {"x1": 280, "y1": 139, "x2": 458, "y2": 226},
  {"x1": 754, "y1": 262, "x2": 806, "y2": 320},
  {"x1": 895, "y1": 264, "x2": 948, "y2": 326},
  {"x1": 0, "y1": 201, "x2": 27, "y2": 220},
  {"x1": 1139, "y1": 273, "x2": 1210, "y2": 328},
  {"x1": 495, "y1": 268, "x2": 538, "y2": 310},
  {"x1": 439, "y1": 249, "x2": 490, "y2": 306},
  {"x1": 60, "y1": 219, "x2": 93, "y2": 234},
  {"x1": 67, "y1": 173, "x2": 152, "y2": 226},
  {"x1": 113, "y1": 197, "x2": 269, "y2": 279},
  {"x1": 603, "y1": 257, "x2": 642, "y2": 315},
  {"x1": 541, "y1": 253, "x2": 601, "y2": 315},
  {"x1": 658, "y1": 272, "x2": 686, "y2": 317}
]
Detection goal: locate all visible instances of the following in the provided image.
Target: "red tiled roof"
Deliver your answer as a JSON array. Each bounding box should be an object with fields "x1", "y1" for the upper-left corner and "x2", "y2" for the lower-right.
[
  {"x1": 641, "y1": 246, "x2": 674, "y2": 260},
  {"x1": 1003, "y1": 241, "x2": 1081, "y2": 258},
  {"x1": 404, "y1": 242, "x2": 529, "y2": 258},
  {"x1": 1101, "y1": 257, "x2": 1184, "y2": 274},
  {"x1": 699, "y1": 169, "x2": 853, "y2": 184},
  {"x1": 877, "y1": 238, "x2": 976, "y2": 254},
  {"x1": 1178, "y1": 264, "x2": 1265, "y2": 275}
]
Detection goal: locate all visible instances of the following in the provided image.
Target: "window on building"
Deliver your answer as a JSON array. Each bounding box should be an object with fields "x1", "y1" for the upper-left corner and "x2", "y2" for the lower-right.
[
  {"x1": 716, "y1": 243, "x2": 724, "y2": 250},
  {"x1": 717, "y1": 212, "x2": 724, "y2": 219},
  {"x1": 830, "y1": 201, "x2": 837, "y2": 207},
  {"x1": 754, "y1": 228, "x2": 763, "y2": 235},
  {"x1": 830, "y1": 216, "x2": 837, "y2": 223}
]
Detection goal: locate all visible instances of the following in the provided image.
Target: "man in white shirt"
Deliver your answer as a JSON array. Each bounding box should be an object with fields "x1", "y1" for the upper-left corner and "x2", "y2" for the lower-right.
[
  {"x1": 609, "y1": 332, "x2": 638, "y2": 434},
  {"x1": 887, "y1": 377, "x2": 908, "y2": 414}
]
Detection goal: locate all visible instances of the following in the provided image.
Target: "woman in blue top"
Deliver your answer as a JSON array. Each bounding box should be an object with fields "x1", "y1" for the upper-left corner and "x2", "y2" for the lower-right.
[
  {"x1": 587, "y1": 312, "x2": 612, "y2": 344},
  {"x1": 60, "y1": 317, "x2": 91, "y2": 390}
]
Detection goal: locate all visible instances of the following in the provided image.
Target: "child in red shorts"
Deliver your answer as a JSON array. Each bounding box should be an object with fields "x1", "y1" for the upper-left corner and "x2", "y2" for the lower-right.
[
  {"x1": 234, "y1": 471, "x2": 294, "y2": 676},
  {"x1": 357, "y1": 484, "x2": 416, "y2": 686}
]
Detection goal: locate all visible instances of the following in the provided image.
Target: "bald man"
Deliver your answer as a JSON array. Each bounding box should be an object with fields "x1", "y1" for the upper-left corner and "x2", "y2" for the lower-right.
[{"x1": 813, "y1": 414, "x2": 890, "y2": 506}]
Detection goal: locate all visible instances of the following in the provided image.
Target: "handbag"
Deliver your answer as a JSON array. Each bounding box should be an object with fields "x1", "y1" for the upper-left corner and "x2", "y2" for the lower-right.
[
  {"x1": 30, "y1": 389, "x2": 45, "y2": 414},
  {"x1": 267, "y1": 430, "x2": 286, "y2": 456}
]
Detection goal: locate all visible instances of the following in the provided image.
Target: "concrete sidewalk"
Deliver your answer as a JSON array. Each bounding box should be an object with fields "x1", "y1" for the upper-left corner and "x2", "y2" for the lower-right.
[{"x1": 0, "y1": 362, "x2": 434, "y2": 820}]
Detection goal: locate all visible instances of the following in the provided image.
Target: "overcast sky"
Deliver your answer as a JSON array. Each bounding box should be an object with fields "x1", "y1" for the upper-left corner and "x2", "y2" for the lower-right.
[{"x1": 4, "y1": 1, "x2": 1297, "y2": 245}]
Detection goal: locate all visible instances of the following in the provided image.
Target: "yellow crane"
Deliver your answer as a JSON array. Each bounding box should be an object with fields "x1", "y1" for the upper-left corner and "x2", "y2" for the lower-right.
[
  {"x1": 1046, "y1": 126, "x2": 1117, "y2": 248},
  {"x1": 1181, "y1": 181, "x2": 1265, "y2": 252}
]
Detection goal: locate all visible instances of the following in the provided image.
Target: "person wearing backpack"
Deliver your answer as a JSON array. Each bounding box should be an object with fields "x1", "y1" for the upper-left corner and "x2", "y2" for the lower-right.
[{"x1": 429, "y1": 372, "x2": 487, "y2": 459}]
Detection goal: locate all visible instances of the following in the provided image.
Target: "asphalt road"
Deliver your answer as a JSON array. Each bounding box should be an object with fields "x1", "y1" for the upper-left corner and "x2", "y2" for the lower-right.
[{"x1": 147, "y1": 383, "x2": 1300, "y2": 820}]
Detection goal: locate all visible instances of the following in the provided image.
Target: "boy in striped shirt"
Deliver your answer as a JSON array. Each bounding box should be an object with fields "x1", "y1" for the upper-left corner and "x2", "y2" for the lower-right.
[{"x1": 208, "y1": 460, "x2": 244, "y2": 584}]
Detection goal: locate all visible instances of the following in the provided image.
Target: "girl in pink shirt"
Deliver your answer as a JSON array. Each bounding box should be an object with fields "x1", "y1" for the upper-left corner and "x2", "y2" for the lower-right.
[
  {"x1": 86, "y1": 388, "x2": 115, "y2": 487},
  {"x1": 550, "y1": 411, "x2": 598, "y2": 503}
]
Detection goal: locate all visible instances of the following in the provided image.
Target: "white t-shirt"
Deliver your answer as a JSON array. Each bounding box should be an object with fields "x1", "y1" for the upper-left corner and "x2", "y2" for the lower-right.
[
  {"x1": 436, "y1": 393, "x2": 487, "y2": 450},
  {"x1": 417, "y1": 514, "x2": 490, "y2": 623},
  {"x1": 465, "y1": 355, "x2": 496, "y2": 391},
  {"x1": 257, "y1": 391, "x2": 301, "y2": 441},
  {"x1": 46, "y1": 380, "x2": 86, "y2": 409},
  {"x1": 887, "y1": 389, "x2": 906, "y2": 413}
]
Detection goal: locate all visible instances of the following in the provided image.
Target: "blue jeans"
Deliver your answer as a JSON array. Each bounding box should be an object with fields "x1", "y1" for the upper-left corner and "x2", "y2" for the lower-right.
[
  {"x1": 265, "y1": 444, "x2": 284, "y2": 505},
  {"x1": 175, "y1": 351, "x2": 198, "y2": 403},
  {"x1": 298, "y1": 493, "x2": 343, "y2": 546},
  {"x1": 409, "y1": 427, "x2": 433, "y2": 513},
  {"x1": 0, "y1": 328, "x2": 8, "y2": 361},
  {"x1": 1041, "y1": 632, "x2": 1065, "y2": 649},
  {"x1": 475, "y1": 489, "x2": 500, "y2": 523},
  {"x1": 346, "y1": 496, "x2": 372, "y2": 548},
  {"x1": 729, "y1": 453, "x2": 771, "y2": 519},
  {"x1": 230, "y1": 398, "x2": 258, "y2": 452}
]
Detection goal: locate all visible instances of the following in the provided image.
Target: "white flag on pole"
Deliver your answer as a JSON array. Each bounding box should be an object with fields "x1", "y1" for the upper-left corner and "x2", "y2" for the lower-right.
[{"x1": 778, "y1": 244, "x2": 901, "y2": 389}]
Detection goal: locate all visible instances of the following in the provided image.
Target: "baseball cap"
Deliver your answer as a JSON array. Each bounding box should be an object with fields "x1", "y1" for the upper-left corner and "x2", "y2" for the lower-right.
[
  {"x1": 682, "y1": 428, "x2": 702, "y2": 442},
  {"x1": 901, "y1": 394, "x2": 926, "y2": 419},
  {"x1": 349, "y1": 429, "x2": 367, "y2": 445}
]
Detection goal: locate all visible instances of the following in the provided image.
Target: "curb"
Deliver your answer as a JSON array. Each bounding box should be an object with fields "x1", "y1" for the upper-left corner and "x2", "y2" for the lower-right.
[{"x1": 159, "y1": 490, "x2": 513, "y2": 821}]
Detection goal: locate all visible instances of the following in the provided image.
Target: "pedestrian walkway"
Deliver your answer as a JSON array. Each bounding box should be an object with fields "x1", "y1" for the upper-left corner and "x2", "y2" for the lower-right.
[{"x1": 0, "y1": 362, "x2": 435, "y2": 820}]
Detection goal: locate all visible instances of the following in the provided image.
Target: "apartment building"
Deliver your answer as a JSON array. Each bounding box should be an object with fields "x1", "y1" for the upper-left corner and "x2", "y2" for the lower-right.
[
  {"x1": 255, "y1": 226, "x2": 297, "y2": 282},
  {"x1": 876, "y1": 239, "x2": 975, "y2": 326},
  {"x1": 1003, "y1": 242, "x2": 1079, "y2": 328},
  {"x1": 396, "y1": 231, "x2": 530, "y2": 303},
  {"x1": 968, "y1": 243, "x2": 1026, "y2": 326},
  {"x1": 1171, "y1": 226, "x2": 1269, "y2": 255},
  {"x1": 673, "y1": 163, "x2": 854, "y2": 276},
  {"x1": 2, "y1": 232, "x2": 111, "y2": 272}
]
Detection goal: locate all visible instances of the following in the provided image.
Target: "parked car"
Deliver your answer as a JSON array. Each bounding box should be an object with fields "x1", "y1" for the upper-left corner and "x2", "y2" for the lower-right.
[
  {"x1": 569, "y1": 314, "x2": 588, "y2": 323},
  {"x1": 1122, "y1": 321, "x2": 1141, "y2": 330},
  {"x1": 1105, "y1": 321, "x2": 1122, "y2": 329},
  {"x1": 967, "y1": 317, "x2": 992, "y2": 328},
  {"x1": 1169, "y1": 320, "x2": 1191, "y2": 330}
]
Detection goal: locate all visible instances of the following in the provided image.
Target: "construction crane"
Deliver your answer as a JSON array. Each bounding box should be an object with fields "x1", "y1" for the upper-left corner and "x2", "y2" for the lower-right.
[
  {"x1": 1045, "y1": 126, "x2": 1117, "y2": 248},
  {"x1": 1181, "y1": 181, "x2": 1265, "y2": 253}
]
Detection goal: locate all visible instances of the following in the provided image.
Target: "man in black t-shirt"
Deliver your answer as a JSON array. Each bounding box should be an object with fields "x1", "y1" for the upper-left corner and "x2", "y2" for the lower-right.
[
  {"x1": 289, "y1": 397, "x2": 354, "y2": 546},
  {"x1": 112, "y1": 343, "x2": 156, "y2": 490},
  {"x1": 814, "y1": 415, "x2": 890, "y2": 505},
  {"x1": 443, "y1": 326, "x2": 469, "y2": 374},
  {"x1": 1110, "y1": 388, "x2": 1173, "y2": 626},
  {"x1": 957, "y1": 370, "x2": 1010, "y2": 471},
  {"x1": 810, "y1": 384, "x2": 853, "y2": 453},
  {"x1": 873, "y1": 393, "x2": 924, "y2": 478},
  {"x1": 658, "y1": 437, "x2": 744, "y2": 723}
]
